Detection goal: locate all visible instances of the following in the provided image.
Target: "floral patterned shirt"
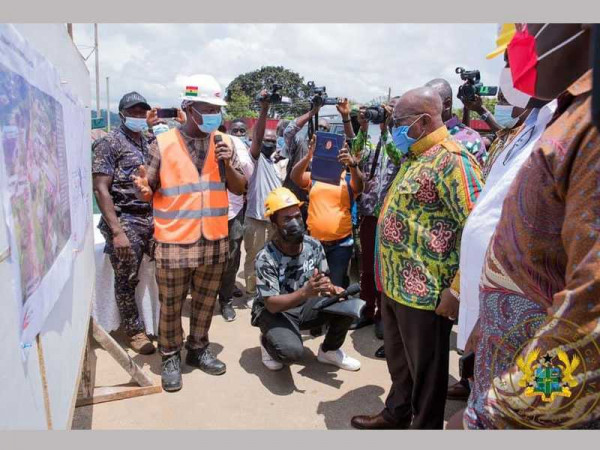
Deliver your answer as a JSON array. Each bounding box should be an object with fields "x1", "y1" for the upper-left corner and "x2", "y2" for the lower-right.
[{"x1": 375, "y1": 126, "x2": 483, "y2": 310}]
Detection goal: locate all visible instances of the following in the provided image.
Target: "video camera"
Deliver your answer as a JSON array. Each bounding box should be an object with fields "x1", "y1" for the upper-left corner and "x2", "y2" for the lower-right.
[
  {"x1": 455, "y1": 67, "x2": 498, "y2": 102},
  {"x1": 307, "y1": 81, "x2": 339, "y2": 108},
  {"x1": 363, "y1": 105, "x2": 387, "y2": 125},
  {"x1": 256, "y1": 79, "x2": 292, "y2": 105}
]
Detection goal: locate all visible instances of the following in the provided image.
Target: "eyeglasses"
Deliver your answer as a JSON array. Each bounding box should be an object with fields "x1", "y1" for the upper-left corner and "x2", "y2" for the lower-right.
[
  {"x1": 391, "y1": 114, "x2": 424, "y2": 129},
  {"x1": 231, "y1": 128, "x2": 247, "y2": 133}
]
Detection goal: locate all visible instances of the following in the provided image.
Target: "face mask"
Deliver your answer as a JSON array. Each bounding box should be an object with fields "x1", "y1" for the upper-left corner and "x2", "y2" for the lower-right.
[
  {"x1": 494, "y1": 104, "x2": 520, "y2": 129},
  {"x1": 261, "y1": 142, "x2": 276, "y2": 159},
  {"x1": 507, "y1": 23, "x2": 587, "y2": 97},
  {"x1": 280, "y1": 218, "x2": 305, "y2": 244},
  {"x1": 191, "y1": 110, "x2": 222, "y2": 134},
  {"x1": 391, "y1": 115, "x2": 425, "y2": 155},
  {"x1": 123, "y1": 116, "x2": 148, "y2": 133},
  {"x1": 277, "y1": 137, "x2": 285, "y2": 149}
]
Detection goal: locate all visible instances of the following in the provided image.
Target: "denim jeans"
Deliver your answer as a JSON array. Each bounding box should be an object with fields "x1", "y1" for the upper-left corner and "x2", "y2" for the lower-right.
[{"x1": 323, "y1": 237, "x2": 353, "y2": 288}]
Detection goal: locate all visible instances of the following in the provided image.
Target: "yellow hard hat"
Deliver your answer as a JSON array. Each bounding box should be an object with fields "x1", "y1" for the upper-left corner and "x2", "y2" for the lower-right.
[
  {"x1": 486, "y1": 23, "x2": 517, "y2": 60},
  {"x1": 264, "y1": 187, "x2": 303, "y2": 218}
]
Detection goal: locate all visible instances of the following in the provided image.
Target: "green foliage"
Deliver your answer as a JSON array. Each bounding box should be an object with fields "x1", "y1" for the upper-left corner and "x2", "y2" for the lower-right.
[
  {"x1": 224, "y1": 88, "x2": 257, "y2": 121},
  {"x1": 226, "y1": 66, "x2": 311, "y2": 118}
]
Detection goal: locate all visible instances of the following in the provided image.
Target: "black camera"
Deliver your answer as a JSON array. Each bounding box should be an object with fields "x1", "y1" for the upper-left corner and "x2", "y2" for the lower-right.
[
  {"x1": 256, "y1": 79, "x2": 291, "y2": 105},
  {"x1": 364, "y1": 105, "x2": 387, "y2": 124},
  {"x1": 307, "y1": 81, "x2": 339, "y2": 108},
  {"x1": 455, "y1": 67, "x2": 498, "y2": 102}
]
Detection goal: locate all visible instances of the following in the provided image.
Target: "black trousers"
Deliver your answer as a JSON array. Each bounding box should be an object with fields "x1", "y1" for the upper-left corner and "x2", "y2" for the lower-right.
[
  {"x1": 381, "y1": 293, "x2": 453, "y2": 429},
  {"x1": 256, "y1": 297, "x2": 354, "y2": 364}
]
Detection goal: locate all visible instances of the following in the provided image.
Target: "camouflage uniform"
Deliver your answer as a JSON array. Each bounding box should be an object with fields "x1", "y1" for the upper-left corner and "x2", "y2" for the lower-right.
[
  {"x1": 92, "y1": 124, "x2": 154, "y2": 336},
  {"x1": 251, "y1": 235, "x2": 354, "y2": 363}
]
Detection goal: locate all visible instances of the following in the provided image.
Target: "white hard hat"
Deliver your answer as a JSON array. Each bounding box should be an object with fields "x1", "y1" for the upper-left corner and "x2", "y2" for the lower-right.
[{"x1": 179, "y1": 74, "x2": 227, "y2": 106}]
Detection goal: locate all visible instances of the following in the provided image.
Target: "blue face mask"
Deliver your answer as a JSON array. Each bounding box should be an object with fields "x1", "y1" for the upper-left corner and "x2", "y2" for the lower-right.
[
  {"x1": 277, "y1": 137, "x2": 285, "y2": 148},
  {"x1": 391, "y1": 115, "x2": 425, "y2": 154},
  {"x1": 391, "y1": 126, "x2": 418, "y2": 155},
  {"x1": 494, "y1": 104, "x2": 519, "y2": 129},
  {"x1": 123, "y1": 116, "x2": 148, "y2": 133},
  {"x1": 197, "y1": 112, "x2": 222, "y2": 134}
]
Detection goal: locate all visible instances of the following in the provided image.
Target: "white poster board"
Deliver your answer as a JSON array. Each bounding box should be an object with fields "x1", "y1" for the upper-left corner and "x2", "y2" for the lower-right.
[{"x1": 0, "y1": 23, "x2": 93, "y2": 430}]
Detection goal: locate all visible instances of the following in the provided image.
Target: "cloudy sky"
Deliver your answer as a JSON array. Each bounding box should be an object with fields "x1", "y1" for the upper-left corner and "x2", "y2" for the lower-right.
[{"x1": 72, "y1": 23, "x2": 505, "y2": 113}]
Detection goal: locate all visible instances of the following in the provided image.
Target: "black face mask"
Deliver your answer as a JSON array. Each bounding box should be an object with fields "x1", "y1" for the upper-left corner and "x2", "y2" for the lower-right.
[
  {"x1": 279, "y1": 218, "x2": 305, "y2": 244},
  {"x1": 261, "y1": 142, "x2": 276, "y2": 159}
]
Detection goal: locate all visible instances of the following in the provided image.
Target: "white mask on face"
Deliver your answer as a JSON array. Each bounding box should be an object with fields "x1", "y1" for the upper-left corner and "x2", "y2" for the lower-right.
[{"x1": 499, "y1": 67, "x2": 532, "y2": 109}]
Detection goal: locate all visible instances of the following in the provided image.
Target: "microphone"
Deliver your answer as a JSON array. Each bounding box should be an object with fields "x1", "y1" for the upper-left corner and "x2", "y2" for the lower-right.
[
  {"x1": 214, "y1": 134, "x2": 226, "y2": 181},
  {"x1": 314, "y1": 283, "x2": 361, "y2": 310}
]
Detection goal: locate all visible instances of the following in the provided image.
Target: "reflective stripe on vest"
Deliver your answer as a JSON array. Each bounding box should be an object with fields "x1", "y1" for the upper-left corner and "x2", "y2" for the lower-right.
[
  {"x1": 158, "y1": 181, "x2": 226, "y2": 196},
  {"x1": 153, "y1": 207, "x2": 229, "y2": 219},
  {"x1": 153, "y1": 128, "x2": 229, "y2": 244}
]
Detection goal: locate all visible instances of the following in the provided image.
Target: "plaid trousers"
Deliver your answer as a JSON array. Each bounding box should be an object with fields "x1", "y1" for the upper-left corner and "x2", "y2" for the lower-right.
[{"x1": 156, "y1": 262, "x2": 226, "y2": 355}]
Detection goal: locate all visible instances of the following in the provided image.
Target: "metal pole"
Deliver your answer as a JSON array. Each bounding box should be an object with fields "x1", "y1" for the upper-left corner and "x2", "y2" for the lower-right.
[
  {"x1": 106, "y1": 76, "x2": 111, "y2": 131},
  {"x1": 387, "y1": 87, "x2": 391, "y2": 102},
  {"x1": 94, "y1": 23, "x2": 100, "y2": 119},
  {"x1": 67, "y1": 23, "x2": 73, "y2": 40}
]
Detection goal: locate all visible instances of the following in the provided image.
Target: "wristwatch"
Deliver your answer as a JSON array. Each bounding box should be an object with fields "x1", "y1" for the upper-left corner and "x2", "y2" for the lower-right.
[
  {"x1": 343, "y1": 118, "x2": 351, "y2": 124},
  {"x1": 480, "y1": 111, "x2": 491, "y2": 121}
]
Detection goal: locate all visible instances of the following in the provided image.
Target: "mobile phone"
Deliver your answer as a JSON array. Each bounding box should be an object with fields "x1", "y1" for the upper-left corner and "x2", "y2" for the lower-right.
[
  {"x1": 459, "y1": 351, "x2": 475, "y2": 379},
  {"x1": 157, "y1": 108, "x2": 178, "y2": 119}
]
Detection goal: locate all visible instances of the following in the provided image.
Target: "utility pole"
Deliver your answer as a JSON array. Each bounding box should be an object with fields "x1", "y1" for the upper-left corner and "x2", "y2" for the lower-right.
[
  {"x1": 94, "y1": 23, "x2": 100, "y2": 119},
  {"x1": 387, "y1": 87, "x2": 391, "y2": 102},
  {"x1": 106, "y1": 76, "x2": 111, "y2": 131}
]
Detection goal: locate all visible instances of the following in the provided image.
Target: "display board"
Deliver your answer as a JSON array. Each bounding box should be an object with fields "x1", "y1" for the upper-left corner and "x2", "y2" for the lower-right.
[{"x1": 0, "y1": 24, "x2": 93, "y2": 430}]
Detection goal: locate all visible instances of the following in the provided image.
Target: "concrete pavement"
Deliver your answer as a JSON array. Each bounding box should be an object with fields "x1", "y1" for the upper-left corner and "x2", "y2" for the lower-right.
[{"x1": 72, "y1": 265, "x2": 465, "y2": 429}]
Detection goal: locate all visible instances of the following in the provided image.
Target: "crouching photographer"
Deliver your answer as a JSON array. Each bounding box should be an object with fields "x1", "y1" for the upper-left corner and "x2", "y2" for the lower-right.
[
  {"x1": 250, "y1": 188, "x2": 362, "y2": 372},
  {"x1": 350, "y1": 98, "x2": 403, "y2": 344}
]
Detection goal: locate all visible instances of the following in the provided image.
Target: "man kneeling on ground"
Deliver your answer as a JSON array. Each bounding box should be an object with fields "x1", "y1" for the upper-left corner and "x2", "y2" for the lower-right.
[{"x1": 250, "y1": 187, "x2": 361, "y2": 372}]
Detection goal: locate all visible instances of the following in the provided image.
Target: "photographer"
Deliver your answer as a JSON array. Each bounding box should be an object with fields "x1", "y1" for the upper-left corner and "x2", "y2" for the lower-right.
[
  {"x1": 283, "y1": 104, "x2": 330, "y2": 222},
  {"x1": 425, "y1": 78, "x2": 487, "y2": 166},
  {"x1": 350, "y1": 97, "x2": 403, "y2": 340},
  {"x1": 242, "y1": 91, "x2": 284, "y2": 299},
  {"x1": 250, "y1": 188, "x2": 360, "y2": 372}
]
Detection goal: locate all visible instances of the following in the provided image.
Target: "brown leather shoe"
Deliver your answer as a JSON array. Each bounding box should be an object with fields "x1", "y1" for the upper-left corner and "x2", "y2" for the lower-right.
[
  {"x1": 446, "y1": 379, "x2": 471, "y2": 401},
  {"x1": 129, "y1": 332, "x2": 156, "y2": 355},
  {"x1": 351, "y1": 411, "x2": 409, "y2": 430}
]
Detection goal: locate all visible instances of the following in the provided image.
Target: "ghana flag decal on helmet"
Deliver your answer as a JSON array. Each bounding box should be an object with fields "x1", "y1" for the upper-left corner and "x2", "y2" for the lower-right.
[{"x1": 185, "y1": 86, "x2": 199, "y2": 97}]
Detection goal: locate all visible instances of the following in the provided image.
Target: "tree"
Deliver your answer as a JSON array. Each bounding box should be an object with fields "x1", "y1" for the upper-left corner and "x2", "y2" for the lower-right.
[
  {"x1": 224, "y1": 88, "x2": 257, "y2": 121},
  {"x1": 226, "y1": 66, "x2": 311, "y2": 118}
]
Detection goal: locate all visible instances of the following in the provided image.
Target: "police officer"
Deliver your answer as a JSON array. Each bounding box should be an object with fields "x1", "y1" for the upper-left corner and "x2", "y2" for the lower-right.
[{"x1": 92, "y1": 92, "x2": 155, "y2": 355}]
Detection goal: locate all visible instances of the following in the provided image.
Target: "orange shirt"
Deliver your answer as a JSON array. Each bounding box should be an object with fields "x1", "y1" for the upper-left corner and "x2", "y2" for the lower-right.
[{"x1": 307, "y1": 177, "x2": 353, "y2": 242}]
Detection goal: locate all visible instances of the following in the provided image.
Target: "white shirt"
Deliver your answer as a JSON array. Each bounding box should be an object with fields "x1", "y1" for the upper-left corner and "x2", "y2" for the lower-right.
[
  {"x1": 456, "y1": 100, "x2": 558, "y2": 350},
  {"x1": 228, "y1": 135, "x2": 254, "y2": 220}
]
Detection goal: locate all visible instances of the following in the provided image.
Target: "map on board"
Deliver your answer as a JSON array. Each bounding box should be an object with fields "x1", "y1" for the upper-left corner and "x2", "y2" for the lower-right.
[{"x1": 0, "y1": 61, "x2": 72, "y2": 305}]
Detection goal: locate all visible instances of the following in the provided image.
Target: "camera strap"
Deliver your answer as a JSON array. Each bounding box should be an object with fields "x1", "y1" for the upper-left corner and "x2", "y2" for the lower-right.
[{"x1": 368, "y1": 138, "x2": 383, "y2": 181}]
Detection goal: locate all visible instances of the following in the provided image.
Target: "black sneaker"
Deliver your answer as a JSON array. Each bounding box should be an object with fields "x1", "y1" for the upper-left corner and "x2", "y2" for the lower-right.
[
  {"x1": 232, "y1": 287, "x2": 244, "y2": 298},
  {"x1": 161, "y1": 352, "x2": 182, "y2": 392},
  {"x1": 186, "y1": 347, "x2": 226, "y2": 376},
  {"x1": 220, "y1": 298, "x2": 236, "y2": 322},
  {"x1": 375, "y1": 345, "x2": 385, "y2": 359}
]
